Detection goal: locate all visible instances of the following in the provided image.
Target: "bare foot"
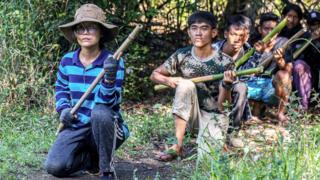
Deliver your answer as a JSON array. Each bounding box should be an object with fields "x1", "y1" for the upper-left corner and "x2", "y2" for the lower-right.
[
  {"x1": 277, "y1": 113, "x2": 288, "y2": 127},
  {"x1": 244, "y1": 116, "x2": 263, "y2": 125},
  {"x1": 156, "y1": 144, "x2": 182, "y2": 161}
]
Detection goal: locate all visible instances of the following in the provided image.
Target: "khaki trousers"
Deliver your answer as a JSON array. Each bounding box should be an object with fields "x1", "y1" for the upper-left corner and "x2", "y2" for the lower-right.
[{"x1": 172, "y1": 79, "x2": 229, "y2": 159}]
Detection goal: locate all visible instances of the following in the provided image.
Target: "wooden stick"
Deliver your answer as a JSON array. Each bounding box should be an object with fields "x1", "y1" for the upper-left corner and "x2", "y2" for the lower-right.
[
  {"x1": 154, "y1": 66, "x2": 264, "y2": 91},
  {"x1": 56, "y1": 24, "x2": 143, "y2": 135}
]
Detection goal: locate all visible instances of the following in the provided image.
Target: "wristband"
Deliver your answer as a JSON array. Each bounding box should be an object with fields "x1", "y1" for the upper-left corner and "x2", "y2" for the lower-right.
[{"x1": 221, "y1": 81, "x2": 233, "y2": 90}]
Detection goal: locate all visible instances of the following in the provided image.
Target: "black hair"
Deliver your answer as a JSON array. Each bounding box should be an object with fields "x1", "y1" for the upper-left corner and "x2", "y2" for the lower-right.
[
  {"x1": 99, "y1": 24, "x2": 108, "y2": 49},
  {"x1": 259, "y1": 12, "x2": 279, "y2": 26},
  {"x1": 188, "y1": 11, "x2": 217, "y2": 28},
  {"x1": 281, "y1": 3, "x2": 303, "y2": 19},
  {"x1": 225, "y1": 14, "x2": 252, "y2": 31}
]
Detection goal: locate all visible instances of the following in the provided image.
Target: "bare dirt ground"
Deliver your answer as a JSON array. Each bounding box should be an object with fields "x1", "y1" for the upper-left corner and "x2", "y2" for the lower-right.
[{"x1": 28, "y1": 143, "x2": 197, "y2": 180}]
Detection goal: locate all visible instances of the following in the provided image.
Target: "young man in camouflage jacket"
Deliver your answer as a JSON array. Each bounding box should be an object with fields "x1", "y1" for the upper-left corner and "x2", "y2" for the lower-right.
[{"x1": 150, "y1": 11, "x2": 238, "y2": 161}]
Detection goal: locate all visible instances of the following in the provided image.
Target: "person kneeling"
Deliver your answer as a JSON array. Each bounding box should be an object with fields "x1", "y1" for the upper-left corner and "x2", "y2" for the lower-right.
[{"x1": 44, "y1": 4, "x2": 129, "y2": 180}]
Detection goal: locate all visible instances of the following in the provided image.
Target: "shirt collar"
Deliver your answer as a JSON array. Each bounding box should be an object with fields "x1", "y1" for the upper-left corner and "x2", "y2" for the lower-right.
[
  {"x1": 216, "y1": 39, "x2": 251, "y2": 60},
  {"x1": 72, "y1": 48, "x2": 111, "y2": 68},
  {"x1": 191, "y1": 46, "x2": 219, "y2": 62}
]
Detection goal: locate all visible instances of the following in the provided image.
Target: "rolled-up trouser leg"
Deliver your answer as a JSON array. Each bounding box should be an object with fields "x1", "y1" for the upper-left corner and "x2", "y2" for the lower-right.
[
  {"x1": 293, "y1": 60, "x2": 312, "y2": 109},
  {"x1": 45, "y1": 127, "x2": 91, "y2": 177},
  {"x1": 197, "y1": 110, "x2": 229, "y2": 159},
  {"x1": 91, "y1": 104, "x2": 125, "y2": 173},
  {"x1": 172, "y1": 79, "x2": 200, "y2": 133},
  {"x1": 227, "y1": 82, "x2": 248, "y2": 134}
]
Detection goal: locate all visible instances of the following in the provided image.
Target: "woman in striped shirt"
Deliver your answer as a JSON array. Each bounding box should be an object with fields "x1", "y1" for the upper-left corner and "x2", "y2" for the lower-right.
[{"x1": 45, "y1": 4, "x2": 129, "y2": 180}]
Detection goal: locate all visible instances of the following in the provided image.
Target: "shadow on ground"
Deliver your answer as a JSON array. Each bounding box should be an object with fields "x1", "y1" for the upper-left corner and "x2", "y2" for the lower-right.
[{"x1": 29, "y1": 158, "x2": 182, "y2": 180}]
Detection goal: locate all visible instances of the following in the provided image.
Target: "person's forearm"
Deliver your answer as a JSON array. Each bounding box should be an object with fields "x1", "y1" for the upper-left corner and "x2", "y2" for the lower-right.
[
  {"x1": 276, "y1": 57, "x2": 286, "y2": 70},
  {"x1": 150, "y1": 71, "x2": 171, "y2": 86}
]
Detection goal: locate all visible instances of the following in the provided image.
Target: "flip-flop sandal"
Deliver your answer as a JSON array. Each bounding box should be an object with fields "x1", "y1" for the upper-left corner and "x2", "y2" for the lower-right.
[
  {"x1": 157, "y1": 149, "x2": 181, "y2": 162},
  {"x1": 244, "y1": 116, "x2": 263, "y2": 125}
]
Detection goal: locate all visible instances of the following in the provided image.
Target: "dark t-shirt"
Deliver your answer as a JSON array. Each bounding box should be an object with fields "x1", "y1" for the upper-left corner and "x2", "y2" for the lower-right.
[
  {"x1": 291, "y1": 32, "x2": 320, "y2": 68},
  {"x1": 279, "y1": 24, "x2": 303, "y2": 39}
]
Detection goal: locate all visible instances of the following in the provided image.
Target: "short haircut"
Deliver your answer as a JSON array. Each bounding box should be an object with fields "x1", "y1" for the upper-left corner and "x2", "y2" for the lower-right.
[
  {"x1": 225, "y1": 14, "x2": 252, "y2": 31},
  {"x1": 188, "y1": 11, "x2": 217, "y2": 28},
  {"x1": 259, "y1": 12, "x2": 279, "y2": 26},
  {"x1": 281, "y1": 3, "x2": 303, "y2": 19}
]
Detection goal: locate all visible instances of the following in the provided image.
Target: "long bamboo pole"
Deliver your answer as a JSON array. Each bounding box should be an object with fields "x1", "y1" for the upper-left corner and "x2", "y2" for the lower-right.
[
  {"x1": 154, "y1": 66, "x2": 264, "y2": 91},
  {"x1": 263, "y1": 36, "x2": 316, "y2": 75},
  {"x1": 234, "y1": 18, "x2": 288, "y2": 68},
  {"x1": 293, "y1": 37, "x2": 314, "y2": 59},
  {"x1": 56, "y1": 24, "x2": 143, "y2": 135},
  {"x1": 258, "y1": 29, "x2": 305, "y2": 68}
]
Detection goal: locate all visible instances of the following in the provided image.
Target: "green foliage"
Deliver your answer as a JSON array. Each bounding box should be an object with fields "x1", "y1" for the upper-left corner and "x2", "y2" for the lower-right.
[
  {"x1": 123, "y1": 105, "x2": 174, "y2": 146},
  {"x1": 0, "y1": 1, "x2": 66, "y2": 109},
  {"x1": 193, "y1": 97, "x2": 320, "y2": 179},
  {"x1": 0, "y1": 106, "x2": 56, "y2": 177},
  {"x1": 196, "y1": 128, "x2": 320, "y2": 179}
]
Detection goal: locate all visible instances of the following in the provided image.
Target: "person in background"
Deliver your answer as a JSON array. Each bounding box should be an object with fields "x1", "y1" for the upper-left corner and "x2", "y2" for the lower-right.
[
  {"x1": 293, "y1": 11, "x2": 320, "y2": 110},
  {"x1": 244, "y1": 12, "x2": 293, "y2": 125},
  {"x1": 215, "y1": 15, "x2": 254, "y2": 148},
  {"x1": 279, "y1": 3, "x2": 303, "y2": 39}
]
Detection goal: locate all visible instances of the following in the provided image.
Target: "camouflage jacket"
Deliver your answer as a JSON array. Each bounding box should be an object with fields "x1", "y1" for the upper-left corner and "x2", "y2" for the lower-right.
[{"x1": 163, "y1": 46, "x2": 232, "y2": 112}]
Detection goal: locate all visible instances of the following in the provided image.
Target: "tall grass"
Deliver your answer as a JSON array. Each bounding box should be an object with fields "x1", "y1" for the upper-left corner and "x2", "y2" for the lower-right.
[{"x1": 193, "y1": 94, "x2": 320, "y2": 179}]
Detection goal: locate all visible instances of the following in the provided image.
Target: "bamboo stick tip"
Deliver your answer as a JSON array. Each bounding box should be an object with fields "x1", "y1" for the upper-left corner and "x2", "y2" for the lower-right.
[
  {"x1": 137, "y1": 24, "x2": 143, "y2": 29},
  {"x1": 154, "y1": 84, "x2": 169, "y2": 91}
]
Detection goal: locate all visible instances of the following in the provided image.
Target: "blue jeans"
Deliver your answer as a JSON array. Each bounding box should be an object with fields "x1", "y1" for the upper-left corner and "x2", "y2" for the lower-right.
[{"x1": 45, "y1": 104, "x2": 126, "y2": 177}]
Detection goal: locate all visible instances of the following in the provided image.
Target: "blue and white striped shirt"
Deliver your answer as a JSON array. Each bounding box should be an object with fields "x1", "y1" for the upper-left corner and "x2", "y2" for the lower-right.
[{"x1": 55, "y1": 48, "x2": 129, "y2": 138}]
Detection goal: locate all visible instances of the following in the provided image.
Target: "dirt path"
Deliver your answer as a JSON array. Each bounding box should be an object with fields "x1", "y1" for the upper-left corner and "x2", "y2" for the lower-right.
[
  {"x1": 31, "y1": 160, "x2": 175, "y2": 180},
  {"x1": 28, "y1": 144, "x2": 196, "y2": 180}
]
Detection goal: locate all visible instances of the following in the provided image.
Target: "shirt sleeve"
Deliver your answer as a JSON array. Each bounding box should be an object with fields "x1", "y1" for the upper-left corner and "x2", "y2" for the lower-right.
[
  {"x1": 239, "y1": 51, "x2": 262, "y2": 70},
  {"x1": 55, "y1": 60, "x2": 71, "y2": 114},
  {"x1": 95, "y1": 58, "x2": 125, "y2": 107},
  {"x1": 163, "y1": 50, "x2": 180, "y2": 75}
]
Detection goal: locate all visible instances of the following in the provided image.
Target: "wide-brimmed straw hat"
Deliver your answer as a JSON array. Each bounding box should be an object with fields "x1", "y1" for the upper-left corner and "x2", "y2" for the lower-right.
[{"x1": 59, "y1": 3, "x2": 118, "y2": 42}]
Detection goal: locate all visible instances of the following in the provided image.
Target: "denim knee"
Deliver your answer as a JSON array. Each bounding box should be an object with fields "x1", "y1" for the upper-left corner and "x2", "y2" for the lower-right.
[
  {"x1": 91, "y1": 104, "x2": 115, "y2": 126},
  {"x1": 45, "y1": 159, "x2": 68, "y2": 177}
]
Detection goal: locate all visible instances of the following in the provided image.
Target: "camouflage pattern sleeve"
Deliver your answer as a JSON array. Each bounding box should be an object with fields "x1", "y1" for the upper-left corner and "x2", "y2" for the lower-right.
[
  {"x1": 163, "y1": 50, "x2": 179, "y2": 76},
  {"x1": 239, "y1": 51, "x2": 262, "y2": 70}
]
